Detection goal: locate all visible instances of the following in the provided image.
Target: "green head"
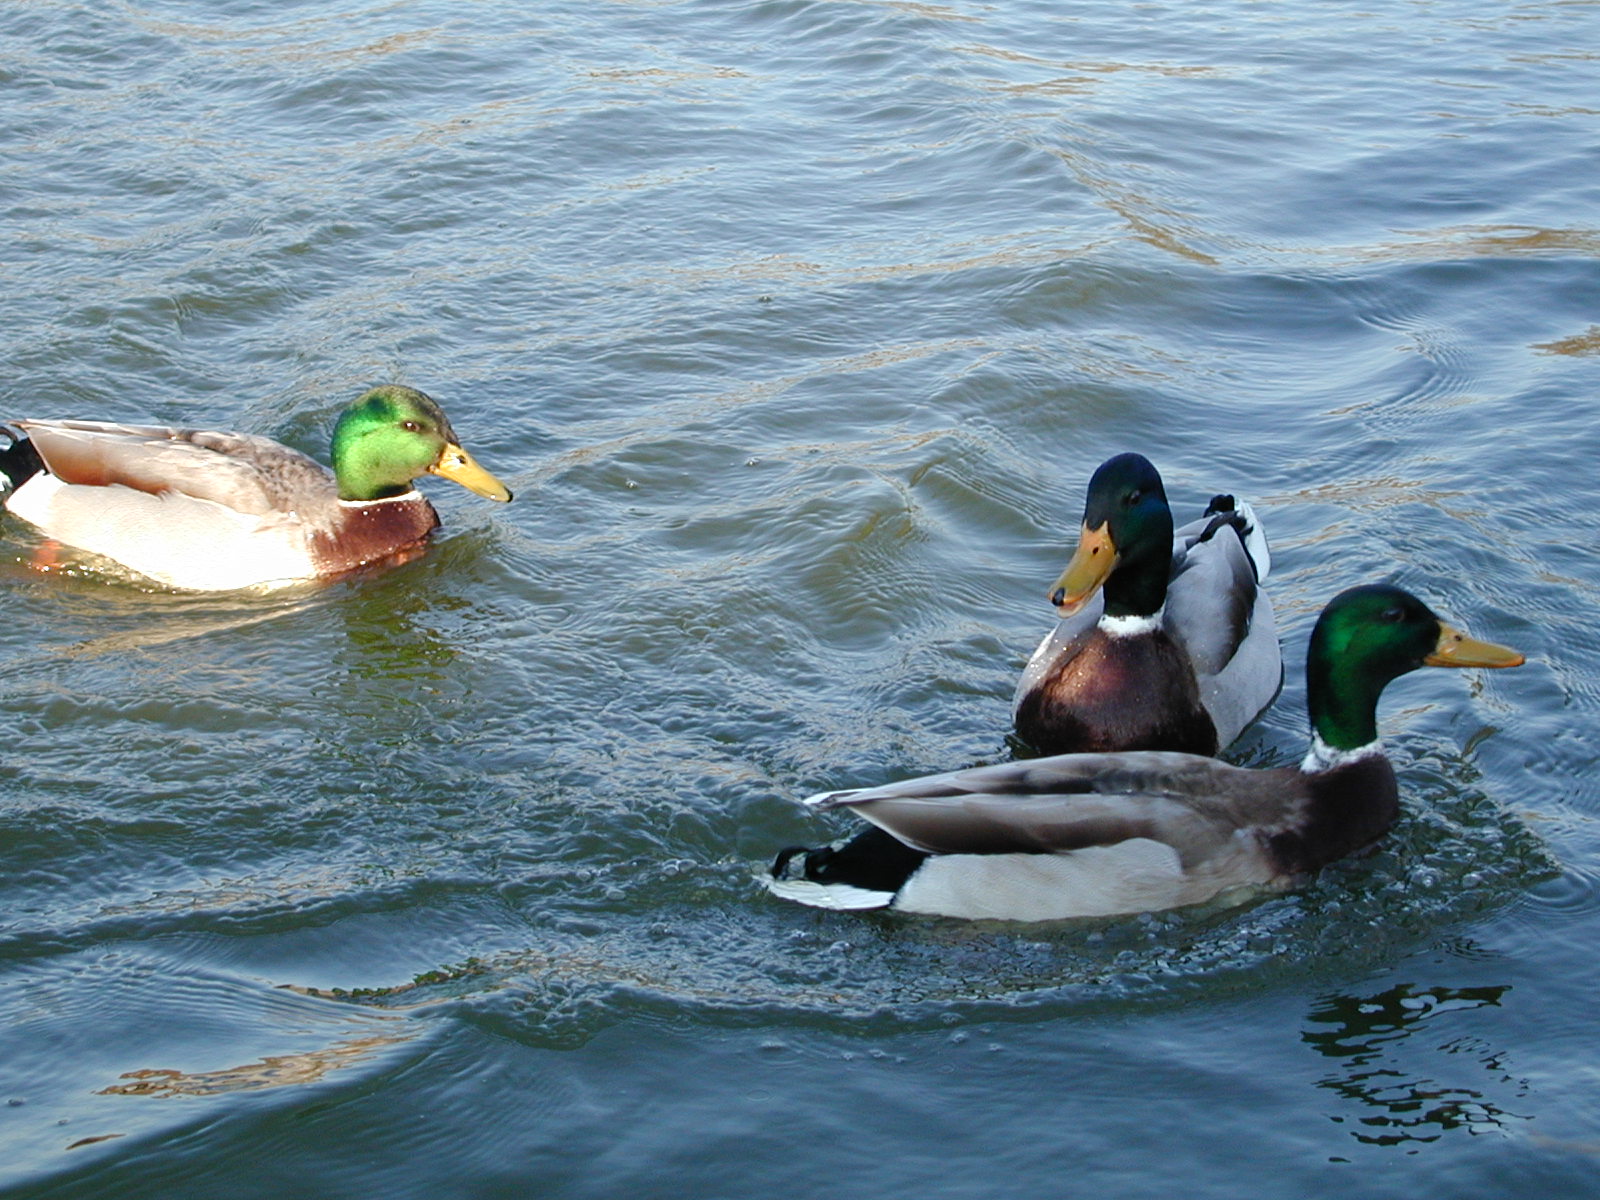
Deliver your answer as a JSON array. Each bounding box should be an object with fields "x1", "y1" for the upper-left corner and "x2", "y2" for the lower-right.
[
  {"x1": 1049, "y1": 453, "x2": 1174, "y2": 619},
  {"x1": 1305, "y1": 584, "x2": 1524, "y2": 751},
  {"x1": 328, "y1": 386, "x2": 512, "y2": 504}
]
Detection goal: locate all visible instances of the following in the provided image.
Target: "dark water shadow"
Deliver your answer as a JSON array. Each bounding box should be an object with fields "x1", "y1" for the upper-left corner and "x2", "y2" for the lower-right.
[{"x1": 1303, "y1": 978, "x2": 1532, "y2": 1156}]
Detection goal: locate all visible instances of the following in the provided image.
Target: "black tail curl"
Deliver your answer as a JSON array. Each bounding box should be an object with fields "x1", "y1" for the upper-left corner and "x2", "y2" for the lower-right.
[
  {"x1": 0, "y1": 429, "x2": 42, "y2": 492},
  {"x1": 770, "y1": 826, "x2": 928, "y2": 894}
]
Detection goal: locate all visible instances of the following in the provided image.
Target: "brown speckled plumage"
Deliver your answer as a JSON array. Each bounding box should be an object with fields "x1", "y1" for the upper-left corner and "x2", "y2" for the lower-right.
[{"x1": 307, "y1": 496, "x2": 441, "y2": 576}]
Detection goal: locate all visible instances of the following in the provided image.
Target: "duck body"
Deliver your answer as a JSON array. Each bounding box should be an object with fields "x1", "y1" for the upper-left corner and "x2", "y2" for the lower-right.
[
  {"x1": 0, "y1": 386, "x2": 511, "y2": 591},
  {"x1": 1013, "y1": 455, "x2": 1280, "y2": 757},
  {"x1": 769, "y1": 585, "x2": 1522, "y2": 921},
  {"x1": 771, "y1": 747, "x2": 1398, "y2": 921}
]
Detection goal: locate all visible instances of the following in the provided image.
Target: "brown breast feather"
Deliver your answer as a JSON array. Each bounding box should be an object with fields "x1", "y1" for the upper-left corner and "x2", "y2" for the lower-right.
[
  {"x1": 308, "y1": 496, "x2": 441, "y2": 576},
  {"x1": 1015, "y1": 628, "x2": 1219, "y2": 756}
]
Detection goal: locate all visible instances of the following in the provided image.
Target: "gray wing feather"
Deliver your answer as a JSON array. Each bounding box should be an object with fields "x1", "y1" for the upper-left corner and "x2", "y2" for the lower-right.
[
  {"x1": 806, "y1": 753, "x2": 1302, "y2": 865},
  {"x1": 17, "y1": 419, "x2": 336, "y2": 516},
  {"x1": 1173, "y1": 499, "x2": 1271, "y2": 582},
  {"x1": 1191, "y1": 583, "x2": 1281, "y2": 747},
  {"x1": 1166, "y1": 511, "x2": 1282, "y2": 744}
]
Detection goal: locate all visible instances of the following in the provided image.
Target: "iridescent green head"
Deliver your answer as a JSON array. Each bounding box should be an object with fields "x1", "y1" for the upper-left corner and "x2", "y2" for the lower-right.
[
  {"x1": 328, "y1": 386, "x2": 512, "y2": 504},
  {"x1": 1049, "y1": 453, "x2": 1174, "y2": 619},
  {"x1": 1305, "y1": 584, "x2": 1523, "y2": 751}
]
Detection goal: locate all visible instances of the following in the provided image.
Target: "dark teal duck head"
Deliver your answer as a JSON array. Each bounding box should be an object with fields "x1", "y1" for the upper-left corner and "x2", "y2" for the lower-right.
[
  {"x1": 1305, "y1": 583, "x2": 1524, "y2": 752},
  {"x1": 1050, "y1": 452, "x2": 1174, "y2": 620}
]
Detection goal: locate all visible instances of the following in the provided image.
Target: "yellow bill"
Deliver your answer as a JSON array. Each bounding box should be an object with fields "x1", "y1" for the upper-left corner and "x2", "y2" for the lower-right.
[
  {"x1": 1424, "y1": 623, "x2": 1525, "y2": 669},
  {"x1": 430, "y1": 443, "x2": 513, "y2": 502},
  {"x1": 1049, "y1": 522, "x2": 1118, "y2": 615}
]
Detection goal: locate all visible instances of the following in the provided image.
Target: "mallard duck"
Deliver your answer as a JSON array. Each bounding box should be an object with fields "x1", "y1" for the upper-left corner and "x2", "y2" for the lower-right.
[
  {"x1": 768, "y1": 585, "x2": 1524, "y2": 920},
  {"x1": 0, "y1": 385, "x2": 512, "y2": 591},
  {"x1": 1013, "y1": 452, "x2": 1280, "y2": 757}
]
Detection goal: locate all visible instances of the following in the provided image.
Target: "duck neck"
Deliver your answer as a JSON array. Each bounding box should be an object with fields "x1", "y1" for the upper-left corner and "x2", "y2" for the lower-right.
[
  {"x1": 1300, "y1": 733, "x2": 1383, "y2": 774},
  {"x1": 329, "y1": 424, "x2": 426, "y2": 502},
  {"x1": 331, "y1": 451, "x2": 419, "y2": 502},
  {"x1": 1304, "y1": 625, "x2": 1408, "y2": 753},
  {"x1": 1099, "y1": 609, "x2": 1164, "y2": 637},
  {"x1": 1101, "y1": 516, "x2": 1173, "y2": 619}
]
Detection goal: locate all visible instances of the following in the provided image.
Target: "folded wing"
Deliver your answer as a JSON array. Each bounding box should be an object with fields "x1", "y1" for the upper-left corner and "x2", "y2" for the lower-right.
[
  {"x1": 15, "y1": 419, "x2": 335, "y2": 516},
  {"x1": 807, "y1": 753, "x2": 1303, "y2": 867}
]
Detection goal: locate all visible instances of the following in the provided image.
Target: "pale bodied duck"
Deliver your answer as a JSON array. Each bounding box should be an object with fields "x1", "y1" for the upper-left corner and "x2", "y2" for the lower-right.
[
  {"x1": 768, "y1": 585, "x2": 1523, "y2": 920},
  {"x1": 0, "y1": 385, "x2": 511, "y2": 590},
  {"x1": 1014, "y1": 452, "x2": 1280, "y2": 757}
]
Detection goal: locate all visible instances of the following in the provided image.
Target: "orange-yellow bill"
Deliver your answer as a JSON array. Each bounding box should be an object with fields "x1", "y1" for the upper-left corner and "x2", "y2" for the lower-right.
[
  {"x1": 1424, "y1": 623, "x2": 1524, "y2": 669},
  {"x1": 430, "y1": 443, "x2": 512, "y2": 502},
  {"x1": 1049, "y1": 521, "x2": 1117, "y2": 615}
]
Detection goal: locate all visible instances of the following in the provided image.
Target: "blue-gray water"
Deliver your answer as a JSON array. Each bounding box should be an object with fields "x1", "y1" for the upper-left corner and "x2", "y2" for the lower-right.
[{"x1": 2, "y1": 1, "x2": 1598, "y2": 1195}]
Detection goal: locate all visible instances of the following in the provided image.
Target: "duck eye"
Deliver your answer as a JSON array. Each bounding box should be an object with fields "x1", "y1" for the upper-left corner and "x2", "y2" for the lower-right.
[
  {"x1": 1382, "y1": 606, "x2": 1406, "y2": 623},
  {"x1": 401, "y1": 420, "x2": 423, "y2": 433},
  {"x1": 1125, "y1": 489, "x2": 1142, "y2": 507}
]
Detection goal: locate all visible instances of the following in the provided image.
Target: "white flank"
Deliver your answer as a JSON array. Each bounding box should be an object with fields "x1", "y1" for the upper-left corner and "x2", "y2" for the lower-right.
[
  {"x1": 892, "y1": 840, "x2": 1216, "y2": 921},
  {"x1": 6, "y1": 475, "x2": 314, "y2": 591}
]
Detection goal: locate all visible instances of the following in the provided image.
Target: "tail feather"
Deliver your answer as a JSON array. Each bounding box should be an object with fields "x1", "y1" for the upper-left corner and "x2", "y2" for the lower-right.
[
  {"x1": 765, "y1": 874, "x2": 895, "y2": 911},
  {"x1": 765, "y1": 826, "x2": 926, "y2": 911},
  {"x1": 1202, "y1": 494, "x2": 1271, "y2": 582}
]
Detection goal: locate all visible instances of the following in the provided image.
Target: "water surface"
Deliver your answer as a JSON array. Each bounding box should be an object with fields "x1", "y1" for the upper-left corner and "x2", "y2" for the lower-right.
[{"x1": 2, "y1": 1, "x2": 1599, "y2": 1196}]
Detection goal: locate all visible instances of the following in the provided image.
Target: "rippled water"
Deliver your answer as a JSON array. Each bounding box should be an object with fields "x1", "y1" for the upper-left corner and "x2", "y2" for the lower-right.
[{"x1": 3, "y1": 1, "x2": 1599, "y2": 1195}]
